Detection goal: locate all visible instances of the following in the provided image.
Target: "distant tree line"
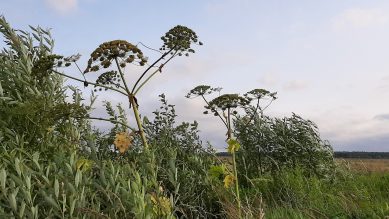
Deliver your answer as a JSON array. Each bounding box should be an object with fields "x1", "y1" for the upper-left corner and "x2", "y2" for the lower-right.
[
  {"x1": 334, "y1": 151, "x2": 389, "y2": 159},
  {"x1": 217, "y1": 151, "x2": 389, "y2": 159}
]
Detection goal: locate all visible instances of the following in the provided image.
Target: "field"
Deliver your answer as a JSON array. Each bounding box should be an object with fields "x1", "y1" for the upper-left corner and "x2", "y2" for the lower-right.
[{"x1": 337, "y1": 158, "x2": 389, "y2": 173}]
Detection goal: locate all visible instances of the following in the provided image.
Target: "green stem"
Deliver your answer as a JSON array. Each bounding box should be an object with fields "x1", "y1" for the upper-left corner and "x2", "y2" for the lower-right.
[
  {"x1": 227, "y1": 108, "x2": 232, "y2": 139},
  {"x1": 115, "y1": 58, "x2": 131, "y2": 95},
  {"x1": 232, "y1": 151, "x2": 241, "y2": 219},
  {"x1": 114, "y1": 58, "x2": 149, "y2": 149},
  {"x1": 134, "y1": 50, "x2": 178, "y2": 95},
  {"x1": 228, "y1": 108, "x2": 241, "y2": 218},
  {"x1": 131, "y1": 47, "x2": 174, "y2": 94},
  {"x1": 76, "y1": 116, "x2": 133, "y2": 130},
  {"x1": 129, "y1": 95, "x2": 149, "y2": 149},
  {"x1": 133, "y1": 68, "x2": 159, "y2": 95}
]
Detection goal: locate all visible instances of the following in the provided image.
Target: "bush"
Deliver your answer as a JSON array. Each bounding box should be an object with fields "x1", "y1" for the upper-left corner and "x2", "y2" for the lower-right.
[
  {"x1": 0, "y1": 16, "x2": 91, "y2": 157},
  {"x1": 235, "y1": 113, "x2": 335, "y2": 182}
]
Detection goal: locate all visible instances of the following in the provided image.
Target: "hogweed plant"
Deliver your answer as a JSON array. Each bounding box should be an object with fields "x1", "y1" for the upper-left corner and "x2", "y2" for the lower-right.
[
  {"x1": 186, "y1": 85, "x2": 276, "y2": 218},
  {"x1": 53, "y1": 25, "x2": 202, "y2": 150}
]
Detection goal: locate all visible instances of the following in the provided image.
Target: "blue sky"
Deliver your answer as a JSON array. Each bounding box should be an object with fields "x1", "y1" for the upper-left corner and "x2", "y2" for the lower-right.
[{"x1": 2, "y1": 0, "x2": 389, "y2": 151}]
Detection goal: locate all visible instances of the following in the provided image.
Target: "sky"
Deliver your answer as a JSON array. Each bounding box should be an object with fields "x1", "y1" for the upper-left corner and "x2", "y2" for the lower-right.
[{"x1": 2, "y1": 0, "x2": 389, "y2": 151}]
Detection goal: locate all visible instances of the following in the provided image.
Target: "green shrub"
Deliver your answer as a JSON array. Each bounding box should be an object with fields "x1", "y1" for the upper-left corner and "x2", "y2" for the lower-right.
[
  {"x1": 0, "y1": 16, "x2": 92, "y2": 157},
  {"x1": 235, "y1": 113, "x2": 335, "y2": 181}
]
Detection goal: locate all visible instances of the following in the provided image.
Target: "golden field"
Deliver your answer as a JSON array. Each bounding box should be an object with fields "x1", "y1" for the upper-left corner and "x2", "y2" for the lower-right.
[{"x1": 336, "y1": 158, "x2": 389, "y2": 173}]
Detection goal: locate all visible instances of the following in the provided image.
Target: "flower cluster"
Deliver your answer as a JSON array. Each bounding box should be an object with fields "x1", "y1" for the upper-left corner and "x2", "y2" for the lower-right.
[
  {"x1": 185, "y1": 85, "x2": 222, "y2": 98},
  {"x1": 205, "y1": 94, "x2": 250, "y2": 116},
  {"x1": 244, "y1": 88, "x2": 277, "y2": 100},
  {"x1": 84, "y1": 40, "x2": 147, "y2": 73},
  {"x1": 94, "y1": 70, "x2": 121, "y2": 91},
  {"x1": 160, "y1": 25, "x2": 202, "y2": 57}
]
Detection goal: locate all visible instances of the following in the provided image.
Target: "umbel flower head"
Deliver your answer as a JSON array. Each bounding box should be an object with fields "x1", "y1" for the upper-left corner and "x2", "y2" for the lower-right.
[
  {"x1": 160, "y1": 25, "x2": 202, "y2": 56},
  {"x1": 185, "y1": 85, "x2": 222, "y2": 98},
  {"x1": 84, "y1": 40, "x2": 147, "y2": 73},
  {"x1": 94, "y1": 70, "x2": 121, "y2": 91},
  {"x1": 207, "y1": 94, "x2": 250, "y2": 112},
  {"x1": 244, "y1": 88, "x2": 277, "y2": 101}
]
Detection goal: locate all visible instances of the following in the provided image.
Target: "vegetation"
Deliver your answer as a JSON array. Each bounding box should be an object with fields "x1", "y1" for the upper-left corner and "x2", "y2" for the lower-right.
[{"x1": 0, "y1": 16, "x2": 388, "y2": 218}]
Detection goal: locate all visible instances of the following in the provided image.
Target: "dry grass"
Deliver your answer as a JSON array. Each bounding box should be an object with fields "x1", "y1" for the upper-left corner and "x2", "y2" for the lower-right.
[{"x1": 336, "y1": 158, "x2": 389, "y2": 173}]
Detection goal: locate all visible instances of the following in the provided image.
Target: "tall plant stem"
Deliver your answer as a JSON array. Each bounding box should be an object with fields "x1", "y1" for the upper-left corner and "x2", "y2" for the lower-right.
[
  {"x1": 115, "y1": 58, "x2": 149, "y2": 149},
  {"x1": 232, "y1": 150, "x2": 241, "y2": 218},
  {"x1": 129, "y1": 95, "x2": 149, "y2": 149},
  {"x1": 227, "y1": 107, "x2": 241, "y2": 218},
  {"x1": 227, "y1": 108, "x2": 232, "y2": 139}
]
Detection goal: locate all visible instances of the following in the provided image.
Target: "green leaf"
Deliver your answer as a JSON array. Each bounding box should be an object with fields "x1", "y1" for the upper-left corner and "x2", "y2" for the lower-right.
[
  {"x1": 14, "y1": 158, "x2": 21, "y2": 176},
  {"x1": 75, "y1": 170, "x2": 82, "y2": 188},
  {"x1": 54, "y1": 179, "x2": 59, "y2": 199},
  {"x1": 18, "y1": 201, "x2": 26, "y2": 218},
  {"x1": 8, "y1": 188, "x2": 19, "y2": 212},
  {"x1": 0, "y1": 169, "x2": 6, "y2": 190},
  {"x1": 0, "y1": 81, "x2": 3, "y2": 96}
]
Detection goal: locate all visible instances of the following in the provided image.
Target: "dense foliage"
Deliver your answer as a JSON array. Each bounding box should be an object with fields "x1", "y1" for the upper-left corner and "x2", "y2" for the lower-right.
[{"x1": 235, "y1": 113, "x2": 335, "y2": 180}]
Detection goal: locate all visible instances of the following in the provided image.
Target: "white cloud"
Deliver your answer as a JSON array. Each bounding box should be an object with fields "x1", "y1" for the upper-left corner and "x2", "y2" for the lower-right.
[
  {"x1": 258, "y1": 72, "x2": 279, "y2": 87},
  {"x1": 333, "y1": 8, "x2": 389, "y2": 29},
  {"x1": 283, "y1": 80, "x2": 308, "y2": 91},
  {"x1": 45, "y1": 0, "x2": 77, "y2": 14}
]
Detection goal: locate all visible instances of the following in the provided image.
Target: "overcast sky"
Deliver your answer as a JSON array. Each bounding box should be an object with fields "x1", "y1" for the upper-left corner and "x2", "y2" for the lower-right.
[{"x1": 2, "y1": 0, "x2": 389, "y2": 151}]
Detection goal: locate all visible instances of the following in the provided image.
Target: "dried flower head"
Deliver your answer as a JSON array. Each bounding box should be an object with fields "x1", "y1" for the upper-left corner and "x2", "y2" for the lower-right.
[
  {"x1": 244, "y1": 88, "x2": 277, "y2": 101},
  {"x1": 186, "y1": 85, "x2": 223, "y2": 98},
  {"x1": 160, "y1": 25, "x2": 201, "y2": 56},
  {"x1": 113, "y1": 132, "x2": 133, "y2": 154},
  {"x1": 94, "y1": 70, "x2": 121, "y2": 90},
  {"x1": 207, "y1": 94, "x2": 250, "y2": 111},
  {"x1": 84, "y1": 40, "x2": 146, "y2": 73}
]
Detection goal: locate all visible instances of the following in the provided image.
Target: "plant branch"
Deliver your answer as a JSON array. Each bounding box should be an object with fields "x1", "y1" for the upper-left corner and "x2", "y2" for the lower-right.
[
  {"x1": 200, "y1": 95, "x2": 228, "y2": 128},
  {"x1": 133, "y1": 51, "x2": 178, "y2": 95},
  {"x1": 74, "y1": 116, "x2": 134, "y2": 130},
  {"x1": 114, "y1": 57, "x2": 131, "y2": 95},
  {"x1": 131, "y1": 47, "x2": 175, "y2": 94},
  {"x1": 136, "y1": 42, "x2": 163, "y2": 54},
  {"x1": 53, "y1": 70, "x2": 128, "y2": 96}
]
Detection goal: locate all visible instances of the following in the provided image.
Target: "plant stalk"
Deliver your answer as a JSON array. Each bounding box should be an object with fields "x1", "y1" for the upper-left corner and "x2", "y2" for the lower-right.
[{"x1": 129, "y1": 95, "x2": 149, "y2": 149}]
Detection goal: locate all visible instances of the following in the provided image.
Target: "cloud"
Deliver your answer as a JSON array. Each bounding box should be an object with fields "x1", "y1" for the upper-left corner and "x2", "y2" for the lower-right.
[
  {"x1": 283, "y1": 80, "x2": 308, "y2": 91},
  {"x1": 45, "y1": 0, "x2": 78, "y2": 14},
  {"x1": 258, "y1": 72, "x2": 279, "y2": 87},
  {"x1": 374, "y1": 114, "x2": 389, "y2": 121},
  {"x1": 311, "y1": 108, "x2": 389, "y2": 151},
  {"x1": 333, "y1": 8, "x2": 389, "y2": 29}
]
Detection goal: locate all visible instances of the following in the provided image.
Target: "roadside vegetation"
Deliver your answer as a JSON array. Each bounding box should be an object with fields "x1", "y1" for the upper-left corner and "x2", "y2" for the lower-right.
[{"x1": 0, "y1": 16, "x2": 388, "y2": 218}]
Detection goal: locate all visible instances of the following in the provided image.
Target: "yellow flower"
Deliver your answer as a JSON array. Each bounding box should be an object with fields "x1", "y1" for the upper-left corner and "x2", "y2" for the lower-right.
[
  {"x1": 76, "y1": 158, "x2": 93, "y2": 171},
  {"x1": 151, "y1": 195, "x2": 172, "y2": 216},
  {"x1": 224, "y1": 174, "x2": 235, "y2": 188},
  {"x1": 113, "y1": 132, "x2": 133, "y2": 154},
  {"x1": 227, "y1": 139, "x2": 240, "y2": 154}
]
